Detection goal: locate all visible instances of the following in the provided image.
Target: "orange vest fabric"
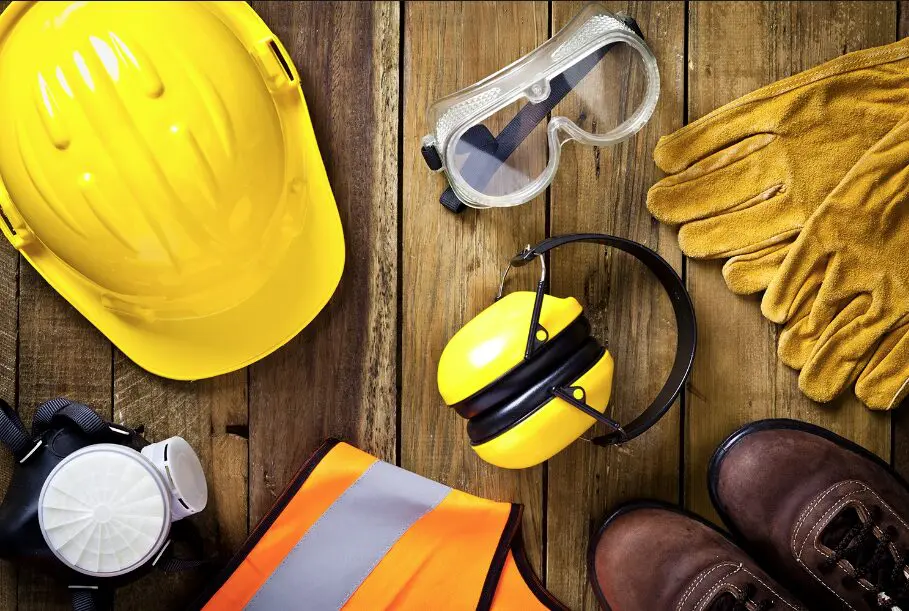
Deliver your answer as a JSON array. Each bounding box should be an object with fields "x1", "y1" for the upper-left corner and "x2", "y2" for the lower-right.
[{"x1": 199, "y1": 440, "x2": 564, "y2": 610}]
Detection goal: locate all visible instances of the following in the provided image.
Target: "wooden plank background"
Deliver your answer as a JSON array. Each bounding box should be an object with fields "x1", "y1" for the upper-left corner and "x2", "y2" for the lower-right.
[{"x1": 0, "y1": 1, "x2": 904, "y2": 609}]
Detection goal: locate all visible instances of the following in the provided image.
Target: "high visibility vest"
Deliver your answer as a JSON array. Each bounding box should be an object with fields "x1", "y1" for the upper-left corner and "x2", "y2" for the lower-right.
[{"x1": 199, "y1": 440, "x2": 565, "y2": 610}]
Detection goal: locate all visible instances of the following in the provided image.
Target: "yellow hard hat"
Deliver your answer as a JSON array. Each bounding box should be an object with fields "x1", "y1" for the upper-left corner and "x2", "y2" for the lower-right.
[{"x1": 0, "y1": 1, "x2": 345, "y2": 379}]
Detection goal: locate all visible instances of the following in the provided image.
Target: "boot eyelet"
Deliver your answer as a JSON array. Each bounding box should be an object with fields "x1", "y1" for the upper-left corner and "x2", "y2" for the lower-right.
[{"x1": 886, "y1": 525, "x2": 900, "y2": 540}]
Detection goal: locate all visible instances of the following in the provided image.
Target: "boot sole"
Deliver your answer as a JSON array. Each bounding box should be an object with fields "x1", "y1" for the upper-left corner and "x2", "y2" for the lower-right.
[
  {"x1": 587, "y1": 499, "x2": 741, "y2": 611},
  {"x1": 707, "y1": 417, "x2": 909, "y2": 541}
]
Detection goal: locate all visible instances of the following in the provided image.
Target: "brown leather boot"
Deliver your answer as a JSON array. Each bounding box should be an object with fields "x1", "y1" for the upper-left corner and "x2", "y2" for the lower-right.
[
  {"x1": 710, "y1": 419, "x2": 909, "y2": 610},
  {"x1": 588, "y1": 501, "x2": 806, "y2": 610}
]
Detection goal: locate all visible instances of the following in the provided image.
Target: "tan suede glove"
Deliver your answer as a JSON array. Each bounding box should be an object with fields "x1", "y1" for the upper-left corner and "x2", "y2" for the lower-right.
[
  {"x1": 647, "y1": 38, "x2": 909, "y2": 295},
  {"x1": 761, "y1": 115, "x2": 909, "y2": 410}
]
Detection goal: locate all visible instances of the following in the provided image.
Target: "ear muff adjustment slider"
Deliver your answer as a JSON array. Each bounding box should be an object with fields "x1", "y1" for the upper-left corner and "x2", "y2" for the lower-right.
[{"x1": 550, "y1": 386, "x2": 627, "y2": 443}]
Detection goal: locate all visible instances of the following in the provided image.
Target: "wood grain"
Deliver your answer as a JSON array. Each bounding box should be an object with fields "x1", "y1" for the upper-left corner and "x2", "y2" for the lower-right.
[
  {"x1": 113, "y1": 364, "x2": 247, "y2": 610},
  {"x1": 402, "y1": 0, "x2": 549, "y2": 574},
  {"x1": 545, "y1": 2, "x2": 685, "y2": 608},
  {"x1": 2, "y1": 1, "x2": 905, "y2": 609},
  {"x1": 0, "y1": 239, "x2": 17, "y2": 611},
  {"x1": 17, "y1": 268, "x2": 113, "y2": 610},
  {"x1": 684, "y1": 1, "x2": 895, "y2": 522},
  {"x1": 247, "y1": 0, "x2": 399, "y2": 524}
]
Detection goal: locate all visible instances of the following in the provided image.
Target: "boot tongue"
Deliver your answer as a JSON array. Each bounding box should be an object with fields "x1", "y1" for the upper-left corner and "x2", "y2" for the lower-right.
[
  {"x1": 820, "y1": 507, "x2": 905, "y2": 602},
  {"x1": 706, "y1": 592, "x2": 738, "y2": 611}
]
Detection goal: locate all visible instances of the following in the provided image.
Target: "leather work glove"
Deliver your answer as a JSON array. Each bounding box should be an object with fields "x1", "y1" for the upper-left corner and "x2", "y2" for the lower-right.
[
  {"x1": 646, "y1": 38, "x2": 909, "y2": 295},
  {"x1": 761, "y1": 115, "x2": 909, "y2": 410}
]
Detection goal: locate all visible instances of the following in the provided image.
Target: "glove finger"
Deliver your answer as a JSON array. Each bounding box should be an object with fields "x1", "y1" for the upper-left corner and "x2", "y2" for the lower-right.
[
  {"x1": 777, "y1": 253, "x2": 865, "y2": 369},
  {"x1": 777, "y1": 273, "x2": 825, "y2": 369},
  {"x1": 722, "y1": 241, "x2": 792, "y2": 295},
  {"x1": 799, "y1": 295, "x2": 892, "y2": 403},
  {"x1": 653, "y1": 110, "x2": 773, "y2": 174},
  {"x1": 762, "y1": 233, "x2": 834, "y2": 325},
  {"x1": 856, "y1": 321, "x2": 909, "y2": 410},
  {"x1": 647, "y1": 134, "x2": 779, "y2": 224},
  {"x1": 677, "y1": 192, "x2": 799, "y2": 259},
  {"x1": 656, "y1": 38, "x2": 909, "y2": 174}
]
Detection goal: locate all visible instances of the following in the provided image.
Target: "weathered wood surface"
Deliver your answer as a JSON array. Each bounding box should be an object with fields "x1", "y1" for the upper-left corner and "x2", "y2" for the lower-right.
[
  {"x1": 544, "y1": 2, "x2": 685, "y2": 609},
  {"x1": 246, "y1": 0, "x2": 399, "y2": 525},
  {"x1": 0, "y1": 2, "x2": 905, "y2": 610},
  {"x1": 402, "y1": 0, "x2": 549, "y2": 574},
  {"x1": 1, "y1": 2, "x2": 399, "y2": 610}
]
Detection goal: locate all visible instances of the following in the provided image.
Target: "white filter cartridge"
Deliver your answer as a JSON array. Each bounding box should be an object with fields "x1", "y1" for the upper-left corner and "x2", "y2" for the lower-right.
[
  {"x1": 141, "y1": 436, "x2": 208, "y2": 521},
  {"x1": 38, "y1": 444, "x2": 170, "y2": 577}
]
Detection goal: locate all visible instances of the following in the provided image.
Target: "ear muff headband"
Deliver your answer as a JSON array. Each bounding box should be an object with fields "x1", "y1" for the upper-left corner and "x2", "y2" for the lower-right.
[{"x1": 506, "y1": 233, "x2": 696, "y2": 445}]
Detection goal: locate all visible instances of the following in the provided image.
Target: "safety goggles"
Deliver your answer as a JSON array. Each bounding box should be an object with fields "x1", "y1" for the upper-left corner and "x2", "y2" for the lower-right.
[{"x1": 421, "y1": 3, "x2": 660, "y2": 212}]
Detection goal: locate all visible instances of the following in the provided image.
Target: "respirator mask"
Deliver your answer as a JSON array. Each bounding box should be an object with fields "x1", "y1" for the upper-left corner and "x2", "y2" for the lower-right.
[{"x1": 0, "y1": 398, "x2": 207, "y2": 607}]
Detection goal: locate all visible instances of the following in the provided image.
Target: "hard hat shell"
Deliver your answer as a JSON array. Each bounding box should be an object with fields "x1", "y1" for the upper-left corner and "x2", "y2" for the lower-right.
[{"x1": 0, "y1": 1, "x2": 345, "y2": 379}]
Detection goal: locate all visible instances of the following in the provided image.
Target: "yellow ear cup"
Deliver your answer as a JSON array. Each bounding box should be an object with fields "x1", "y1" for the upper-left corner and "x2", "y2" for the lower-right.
[
  {"x1": 438, "y1": 292, "x2": 583, "y2": 405},
  {"x1": 438, "y1": 291, "x2": 615, "y2": 469},
  {"x1": 472, "y1": 351, "x2": 614, "y2": 469}
]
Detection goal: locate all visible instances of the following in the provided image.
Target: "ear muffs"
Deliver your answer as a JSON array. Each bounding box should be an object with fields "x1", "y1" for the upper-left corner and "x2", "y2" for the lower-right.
[
  {"x1": 437, "y1": 233, "x2": 697, "y2": 470},
  {"x1": 439, "y1": 293, "x2": 616, "y2": 470}
]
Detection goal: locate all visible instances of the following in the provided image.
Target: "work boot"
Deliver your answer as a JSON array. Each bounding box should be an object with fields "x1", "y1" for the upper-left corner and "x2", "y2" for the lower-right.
[
  {"x1": 710, "y1": 419, "x2": 909, "y2": 610},
  {"x1": 588, "y1": 501, "x2": 805, "y2": 610}
]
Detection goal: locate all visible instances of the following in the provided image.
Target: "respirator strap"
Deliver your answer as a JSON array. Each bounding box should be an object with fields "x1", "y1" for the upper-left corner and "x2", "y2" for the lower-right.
[
  {"x1": 0, "y1": 398, "x2": 32, "y2": 460},
  {"x1": 1, "y1": 398, "x2": 134, "y2": 463},
  {"x1": 32, "y1": 398, "x2": 131, "y2": 439},
  {"x1": 70, "y1": 586, "x2": 113, "y2": 611},
  {"x1": 509, "y1": 233, "x2": 697, "y2": 445},
  {"x1": 152, "y1": 521, "x2": 212, "y2": 572}
]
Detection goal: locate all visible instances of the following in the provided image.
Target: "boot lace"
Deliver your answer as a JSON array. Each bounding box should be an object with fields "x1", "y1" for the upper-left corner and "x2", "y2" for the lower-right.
[
  {"x1": 736, "y1": 584, "x2": 775, "y2": 611},
  {"x1": 710, "y1": 584, "x2": 775, "y2": 611},
  {"x1": 820, "y1": 506, "x2": 909, "y2": 610}
]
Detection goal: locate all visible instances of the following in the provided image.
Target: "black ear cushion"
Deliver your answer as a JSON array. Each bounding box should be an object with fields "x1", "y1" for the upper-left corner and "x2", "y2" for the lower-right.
[
  {"x1": 466, "y1": 337, "x2": 606, "y2": 445},
  {"x1": 452, "y1": 315, "x2": 593, "y2": 420}
]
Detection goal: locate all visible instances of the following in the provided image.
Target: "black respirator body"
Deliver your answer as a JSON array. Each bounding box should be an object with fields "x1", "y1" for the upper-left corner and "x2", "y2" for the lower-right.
[{"x1": 0, "y1": 398, "x2": 208, "y2": 605}]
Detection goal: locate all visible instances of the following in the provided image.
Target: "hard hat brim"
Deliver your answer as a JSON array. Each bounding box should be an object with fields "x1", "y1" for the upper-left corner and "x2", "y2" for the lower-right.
[{"x1": 21, "y1": 172, "x2": 344, "y2": 380}]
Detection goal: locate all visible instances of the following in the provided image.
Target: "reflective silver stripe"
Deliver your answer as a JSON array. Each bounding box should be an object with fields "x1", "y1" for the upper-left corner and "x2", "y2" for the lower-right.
[{"x1": 245, "y1": 459, "x2": 452, "y2": 610}]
